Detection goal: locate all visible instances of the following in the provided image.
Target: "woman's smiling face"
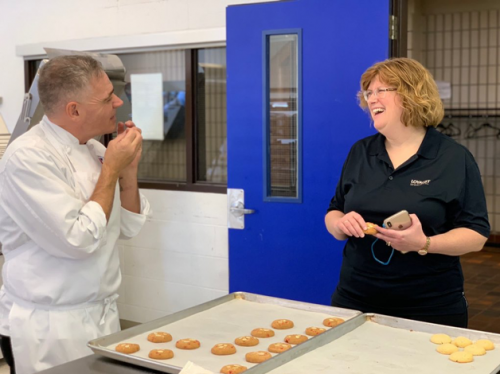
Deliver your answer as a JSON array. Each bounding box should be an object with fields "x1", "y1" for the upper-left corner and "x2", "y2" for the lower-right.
[{"x1": 366, "y1": 76, "x2": 404, "y2": 134}]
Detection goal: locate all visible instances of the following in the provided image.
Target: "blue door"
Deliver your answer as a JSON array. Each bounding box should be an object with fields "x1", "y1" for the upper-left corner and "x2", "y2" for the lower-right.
[{"x1": 227, "y1": 0, "x2": 390, "y2": 305}]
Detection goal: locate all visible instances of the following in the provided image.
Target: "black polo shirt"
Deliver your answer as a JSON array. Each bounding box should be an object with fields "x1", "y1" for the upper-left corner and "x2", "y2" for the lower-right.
[{"x1": 327, "y1": 127, "x2": 490, "y2": 316}]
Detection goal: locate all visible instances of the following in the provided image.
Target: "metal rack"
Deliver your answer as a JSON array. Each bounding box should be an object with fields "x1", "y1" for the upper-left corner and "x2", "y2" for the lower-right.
[{"x1": 443, "y1": 108, "x2": 500, "y2": 119}]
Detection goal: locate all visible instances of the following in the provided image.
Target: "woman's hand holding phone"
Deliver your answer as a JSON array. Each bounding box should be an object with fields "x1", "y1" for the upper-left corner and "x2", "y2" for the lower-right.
[{"x1": 375, "y1": 212, "x2": 428, "y2": 253}]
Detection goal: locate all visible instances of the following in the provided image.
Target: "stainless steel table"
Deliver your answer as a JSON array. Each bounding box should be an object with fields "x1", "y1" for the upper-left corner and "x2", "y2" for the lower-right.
[{"x1": 37, "y1": 354, "x2": 164, "y2": 374}]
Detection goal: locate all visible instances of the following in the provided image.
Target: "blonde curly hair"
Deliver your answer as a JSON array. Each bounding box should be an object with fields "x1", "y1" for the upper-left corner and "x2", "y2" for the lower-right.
[{"x1": 358, "y1": 58, "x2": 444, "y2": 128}]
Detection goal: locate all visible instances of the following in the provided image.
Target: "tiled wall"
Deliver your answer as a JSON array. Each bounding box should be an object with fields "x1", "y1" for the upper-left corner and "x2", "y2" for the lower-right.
[
  {"x1": 116, "y1": 189, "x2": 229, "y2": 323},
  {"x1": 408, "y1": 0, "x2": 500, "y2": 233}
]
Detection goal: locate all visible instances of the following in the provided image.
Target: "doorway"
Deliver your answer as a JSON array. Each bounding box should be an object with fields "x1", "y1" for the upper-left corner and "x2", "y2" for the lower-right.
[{"x1": 407, "y1": 0, "x2": 500, "y2": 332}]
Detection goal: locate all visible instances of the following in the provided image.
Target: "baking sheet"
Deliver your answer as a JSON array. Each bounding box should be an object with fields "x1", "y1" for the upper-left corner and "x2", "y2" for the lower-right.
[
  {"x1": 261, "y1": 314, "x2": 500, "y2": 374},
  {"x1": 89, "y1": 292, "x2": 360, "y2": 373}
]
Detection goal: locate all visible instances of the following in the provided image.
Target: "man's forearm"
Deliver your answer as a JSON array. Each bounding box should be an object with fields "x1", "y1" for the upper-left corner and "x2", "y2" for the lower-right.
[
  {"x1": 119, "y1": 171, "x2": 140, "y2": 214},
  {"x1": 90, "y1": 165, "x2": 120, "y2": 221}
]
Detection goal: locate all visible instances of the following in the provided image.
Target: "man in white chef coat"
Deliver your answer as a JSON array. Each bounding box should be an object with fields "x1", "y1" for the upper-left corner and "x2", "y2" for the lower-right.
[{"x1": 0, "y1": 55, "x2": 152, "y2": 374}]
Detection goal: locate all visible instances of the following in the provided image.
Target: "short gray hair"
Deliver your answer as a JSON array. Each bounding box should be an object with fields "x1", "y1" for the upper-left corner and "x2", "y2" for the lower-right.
[{"x1": 38, "y1": 55, "x2": 104, "y2": 115}]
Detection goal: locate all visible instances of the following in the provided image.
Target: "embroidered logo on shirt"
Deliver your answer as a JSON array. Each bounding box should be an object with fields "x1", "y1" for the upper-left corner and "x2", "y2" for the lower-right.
[
  {"x1": 97, "y1": 156, "x2": 104, "y2": 164},
  {"x1": 410, "y1": 179, "x2": 431, "y2": 186}
]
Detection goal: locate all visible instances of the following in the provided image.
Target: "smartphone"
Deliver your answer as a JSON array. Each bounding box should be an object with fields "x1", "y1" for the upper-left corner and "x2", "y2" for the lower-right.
[{"x1": 383, "y1": 210, "x2": 412, "y2": 230}]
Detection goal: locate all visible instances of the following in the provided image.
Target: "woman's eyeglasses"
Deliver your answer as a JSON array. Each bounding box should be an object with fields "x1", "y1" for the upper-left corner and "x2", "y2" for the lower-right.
[{"x1": 362, "y1": 88, "x2": 397, "y2": 101}]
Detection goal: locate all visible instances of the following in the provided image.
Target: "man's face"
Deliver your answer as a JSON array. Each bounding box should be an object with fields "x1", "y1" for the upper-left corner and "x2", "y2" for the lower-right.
[{"x1": 79, "y1": 72, "x2": 123, "y2": 138}]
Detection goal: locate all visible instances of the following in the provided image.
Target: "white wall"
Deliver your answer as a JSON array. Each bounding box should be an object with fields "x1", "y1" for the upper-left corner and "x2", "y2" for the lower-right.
[
  {"x1": 117, "y1": 190, "x2": 229, "y2": 322},
  {"x1": 0, "y1": 0, "x2": 273, "y2": 131},
  {"x1": 0, "y1": 0, "x2": 275, "y2": 322}
]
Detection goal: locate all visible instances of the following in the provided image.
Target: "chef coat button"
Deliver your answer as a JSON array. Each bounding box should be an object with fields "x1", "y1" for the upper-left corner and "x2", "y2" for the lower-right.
[
  {"x1": 388, "y1": 176, "x2": 393, "y2": 180},
  {"x1": 65, "y1": 147, "x2": 71, "y2": 154}
]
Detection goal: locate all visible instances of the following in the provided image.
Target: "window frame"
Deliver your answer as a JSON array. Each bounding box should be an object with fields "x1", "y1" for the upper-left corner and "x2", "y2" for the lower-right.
[{"x1": 25, "y1": 48, "x2": 227, "y2": 194}]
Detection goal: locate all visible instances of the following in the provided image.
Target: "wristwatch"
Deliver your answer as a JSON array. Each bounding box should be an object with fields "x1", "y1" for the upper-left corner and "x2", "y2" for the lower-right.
[{"x1": 418, "y1": 237, "x2": 431, "y2": 256}]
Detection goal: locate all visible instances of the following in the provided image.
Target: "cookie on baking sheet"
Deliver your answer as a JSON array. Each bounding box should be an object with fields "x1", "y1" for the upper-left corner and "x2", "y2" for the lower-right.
[
  {"x1": 234, "y1": 336, "x2": 259, "y2": 347},
  {"x1": 268, "y1": 342, "x2": 292, "y2": 353},
  {"x1": 453, "y1": 336, "x2": 473, "y2": 348},
  {"x1": 449, "y1": 351, "x2": 474, "y2": 363},
  {"x1": 464, "y1": 344, "x2": 486, "y2": 356},
  {"x1": 436, "y1": 343, "x2": 458, "y2": 355},
  {"x1": 430, "y1": 333, "x2": 452, "y2": 345},
  {"x1": 148, "y1": 349, "x2": 174, "y2": 360},
  {"x1": 271, "y1": 319, "x2": 294, "y2": 329},
  {"x1": 305, "y1": 327, "x2": 326, "y2": 336},
  {"x1": 211, "y1": 343, "x2": 237, "y2": 355},
  {"x1": 323, "y1": 317, "x2": 344, "y2": 327},
  {"x1": 175, "y1": 338, "x2": 201, "y2": 350},
  {"x1": 147, "y1": 332, "x2": 172, "y2": 343},
  {"x1": 115, "y1": 343, "x2": 140, "y2": 354},
  {"x1": 220, "y1": 364, "x2": 248, "y2": 374},
  {"x1": 251, "y1": 328, "x2": 275, "y2": 338},
  {"x1": 475, "y1": 339, "x2": 495, "y2": 351},
  {"x1": 284, "y1": 334, "x2": 308, "y2": 345},
  {"x1": 245, "y1": 351, "x2": 272, "y2": 363}
]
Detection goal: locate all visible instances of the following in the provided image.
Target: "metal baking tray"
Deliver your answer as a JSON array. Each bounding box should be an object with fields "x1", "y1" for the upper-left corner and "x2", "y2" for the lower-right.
[
  {"x1": 246, "y1": 313, "x2": 500, "y2": 374},
  {"x1": 88, "y1": 292, "x2": 361, "y2": 373}
]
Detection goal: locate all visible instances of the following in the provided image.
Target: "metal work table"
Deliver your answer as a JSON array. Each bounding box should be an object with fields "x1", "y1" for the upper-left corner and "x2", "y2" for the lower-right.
[{"x1": 37, "y1": 354, "x2": 162, "y2": 374}]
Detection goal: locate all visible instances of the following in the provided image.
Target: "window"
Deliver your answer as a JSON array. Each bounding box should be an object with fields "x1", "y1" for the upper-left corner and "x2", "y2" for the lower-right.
[
  {"x1": 264, "y1": 32, "x2": 302, "y2": 202},
  {"x1": 116, "y1": 48, "x2": 227, "y2": 192},
  {"x1": 26, "y1": 47, "x2": 227, "y2": 193},
  {"x1": 196, "y1": 48, "x2": 227, "y2": 184}
]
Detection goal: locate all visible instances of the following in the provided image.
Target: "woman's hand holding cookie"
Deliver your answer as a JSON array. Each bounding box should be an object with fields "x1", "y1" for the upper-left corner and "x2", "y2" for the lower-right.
[
  {"x1": 363, "y1": 222, "x2": 378, "y2": 236},
  {"x1": 336, "y1": 211, "x2": 373, "y2": 238}
]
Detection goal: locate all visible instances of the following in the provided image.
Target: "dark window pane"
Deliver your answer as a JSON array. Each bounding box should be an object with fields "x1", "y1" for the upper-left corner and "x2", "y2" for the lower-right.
[
  {"x1": 268, "y1": 35, "x2": 299, "y2": 198},
  {"x1": 196, "y1": 48, "x2": 227, "y2": 183},
  {"x1": 117, "y1": 50, "x2": 187, "y2": 182}
]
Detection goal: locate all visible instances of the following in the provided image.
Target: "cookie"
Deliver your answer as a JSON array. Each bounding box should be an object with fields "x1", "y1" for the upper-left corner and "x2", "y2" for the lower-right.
[
  {"x1": 220, "y1": 364, "x2": 248, "y2": 373},
  {"x1": 211, "y1": 343, "x2": 237, "y2": 355},
  {"x1": 147, "y1": 332, "x2": 172, "y2": 343},
  {"x1": 284, "y1": 334, "x2": 308, "y2": 345},
  {"x1": 148, "y1": 349, "x2": 174, "y2": 360},
  {"x1": 115, "y1": 343, "x2": 140, "y2": 354},
  {"x1": 271, "y1": 319, "x2": 294, "y2": 329},
  {"x1": 436, "y1": 343, "x2": 458, "y2": 355},
  {"x1": 449, "y1": 351, "x2": 474, "y2": 363},
  {"x1": 430, "y1": 333, "x2": 452, "y2": 344},
  {"x1": 305, "y1": 327, "x2": 326, "y2": 336},
  {"x1": 363, "y1": 222, "x2": 378, "y2": 235},
  {"x1": 475, "y1": 339, "x2": 495, "y2": 351},
  {"x1": 251, "y1": 328, "x2": 275, "y2": 338},
  {"x1": 245, "y1": 351, "x2": 272, "y2": 363},
  {"x1": 268, "y1": 342, "x2": 292, "y2": 353},
  {"x1": 453, "y1": 336, "x2": 473, "y2": 348},
  {"x1": 234, "y1": 336, "x2": 259, "y2": 347},
  {"x1": 175, "y1": 338, "x2": 201, "y2": 350},
  {"x1": 464, "y1": 344, "x2": 486, "y2": 356},
  {"x1": 323, "y1": 317, "x2": 345, "y2": 327}
]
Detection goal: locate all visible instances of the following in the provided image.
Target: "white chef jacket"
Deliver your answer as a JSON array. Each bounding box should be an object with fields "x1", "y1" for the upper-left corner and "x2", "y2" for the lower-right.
[{"x1": 0, "y1": 116, "x2": 151, "y2": 374}]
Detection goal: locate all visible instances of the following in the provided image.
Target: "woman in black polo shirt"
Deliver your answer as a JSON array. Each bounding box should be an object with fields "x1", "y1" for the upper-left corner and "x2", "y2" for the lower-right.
[{"x1": 324, "y1": 58, "x2": 490, "y2": 328}]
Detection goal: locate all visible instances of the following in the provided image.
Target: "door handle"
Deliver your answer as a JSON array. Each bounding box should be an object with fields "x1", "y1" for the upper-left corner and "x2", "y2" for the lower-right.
[
  {"x1": 230, "y1": 202, "x2": 255, "y2": 215},
  {"x1": 228, "y1": 188, "x2": 253, "y2": 229}
]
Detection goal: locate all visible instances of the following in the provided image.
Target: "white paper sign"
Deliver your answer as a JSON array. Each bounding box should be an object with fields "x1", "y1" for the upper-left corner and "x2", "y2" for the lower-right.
[
  {"x1": 436, "y1": 80, "x2": 451, "y2": 100},
  {"x1": 131, "y1": 73, "x2": 164, "y2": 140}
]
